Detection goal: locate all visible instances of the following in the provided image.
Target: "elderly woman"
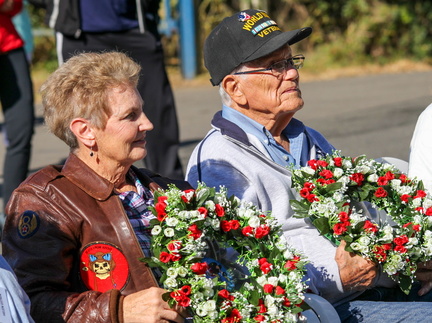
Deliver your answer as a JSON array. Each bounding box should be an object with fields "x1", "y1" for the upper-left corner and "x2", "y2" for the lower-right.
[{"x1": 2, "y1": 52, "x2": 190, "y2": 322}]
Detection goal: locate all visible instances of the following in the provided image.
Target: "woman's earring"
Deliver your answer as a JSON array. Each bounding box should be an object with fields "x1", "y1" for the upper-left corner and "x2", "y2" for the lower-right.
[{"x1": 90, "y1": 146, "x2": 94, "y2": 157}]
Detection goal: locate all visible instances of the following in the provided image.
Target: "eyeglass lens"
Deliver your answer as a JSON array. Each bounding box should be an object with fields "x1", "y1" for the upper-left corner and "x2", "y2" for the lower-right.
[{"x1": 271, "y1": 57, "x2": 304, "y2": 74}]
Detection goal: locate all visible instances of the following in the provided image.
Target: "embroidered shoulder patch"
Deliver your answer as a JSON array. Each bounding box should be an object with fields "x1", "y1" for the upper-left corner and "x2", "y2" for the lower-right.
[
  {"x1": 80, "y1": 242, "x2": 129, "y2": 292},
  {"x1": 17, "y1": 211, "x2": 40, "y2": 239}
]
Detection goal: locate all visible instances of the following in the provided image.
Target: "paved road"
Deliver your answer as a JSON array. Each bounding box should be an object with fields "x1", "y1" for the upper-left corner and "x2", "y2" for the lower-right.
[{"x1": 0, "y1": 70, "x2": 431, "y2": 209}]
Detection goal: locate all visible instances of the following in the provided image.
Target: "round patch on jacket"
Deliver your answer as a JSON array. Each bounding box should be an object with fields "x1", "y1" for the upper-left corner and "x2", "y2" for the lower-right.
[
  {"x1": 80, "y1": 242, "x2": 129, "y2": 293},
  {"x1": 17, "y1": 211, "x2": 40, "y2": 239}
]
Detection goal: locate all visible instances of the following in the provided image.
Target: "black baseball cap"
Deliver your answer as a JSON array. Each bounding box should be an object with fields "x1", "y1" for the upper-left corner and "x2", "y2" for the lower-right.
[{"x1": 204, "y1": 9, "x2": 312, "y2": 86}]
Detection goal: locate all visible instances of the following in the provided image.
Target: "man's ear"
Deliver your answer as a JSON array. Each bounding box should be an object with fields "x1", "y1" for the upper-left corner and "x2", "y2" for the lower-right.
[
  {"x1": 69, "y1": 118, "x2": 95, "y2": 147},
  {"x1": 222, "y1": 75, "x2": 248, "y2": 106}
]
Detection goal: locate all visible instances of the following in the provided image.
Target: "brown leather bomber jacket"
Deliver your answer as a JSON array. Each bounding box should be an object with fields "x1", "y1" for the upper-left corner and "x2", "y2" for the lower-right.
[{"x1": 2, "y1": 153, "x2": 191, "y2": 322}]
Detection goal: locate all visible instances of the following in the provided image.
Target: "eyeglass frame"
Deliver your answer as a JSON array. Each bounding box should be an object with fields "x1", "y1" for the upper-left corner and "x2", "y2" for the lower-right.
[{"x1": 233, "y1": 54, "x2": 305, "y2": 77}]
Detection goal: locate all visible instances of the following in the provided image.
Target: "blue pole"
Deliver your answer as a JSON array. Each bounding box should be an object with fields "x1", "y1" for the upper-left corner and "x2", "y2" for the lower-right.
[{"x1": 179, "y1": 0, "x2": 197, "y2": 79}]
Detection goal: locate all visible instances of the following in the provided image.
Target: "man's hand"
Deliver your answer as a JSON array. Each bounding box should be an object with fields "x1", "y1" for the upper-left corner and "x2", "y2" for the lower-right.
[
  {"x1": 335, "y1": 240, "x2": 378, "y2": 292},
  {"x1": 123, "y1": 287, "x2": 188, "y2": 323},
  {"x1": 416, "y1": 260, "x2": 432, "y2": 296}
]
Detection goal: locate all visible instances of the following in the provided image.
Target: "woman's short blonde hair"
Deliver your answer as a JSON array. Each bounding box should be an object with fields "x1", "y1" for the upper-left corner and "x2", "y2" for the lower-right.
[{"x1": 41, "y1": 51, "x2": 141, "y2": 149}]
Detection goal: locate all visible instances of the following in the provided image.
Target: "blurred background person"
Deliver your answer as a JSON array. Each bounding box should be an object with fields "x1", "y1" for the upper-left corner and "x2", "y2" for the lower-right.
[
  {"x1": 409, "y1": 103, "x2": 432, "y2": 192},
  {"x1": 12, "y1": 0, "x2": 33, "y2": 62},
  {"x1": 0, "y1": 0, "x2": 34, "y2": 216},
  {"x1": 29, "y1": 0, "x2": 183, "y2": 179}
]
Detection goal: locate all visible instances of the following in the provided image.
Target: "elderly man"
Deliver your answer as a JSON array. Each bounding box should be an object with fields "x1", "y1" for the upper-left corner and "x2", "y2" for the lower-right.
[{"x1": 186, "y1": 9, "x2": 432, "y2": 322}]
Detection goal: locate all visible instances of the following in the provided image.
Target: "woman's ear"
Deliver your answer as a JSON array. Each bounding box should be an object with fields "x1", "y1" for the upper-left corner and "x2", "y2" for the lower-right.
[
  {"x1": 69, "y1": 118, "x2": 95, "y2": 147},
  {"x1": 222, "y1": 75, "x2": 248, "y2": 106}
]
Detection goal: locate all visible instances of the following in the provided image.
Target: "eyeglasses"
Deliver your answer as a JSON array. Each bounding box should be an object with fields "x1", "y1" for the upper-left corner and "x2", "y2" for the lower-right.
[{"x1": 234, "y1": 54, "x2": 305, "y2": 77}]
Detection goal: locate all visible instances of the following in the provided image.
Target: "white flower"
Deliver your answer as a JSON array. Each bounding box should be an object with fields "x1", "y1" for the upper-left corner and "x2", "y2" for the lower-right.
[
  {"x1": 267, "y1": 276, "x2": 278, "y2": 286},
  {"x1": 333, "y1": 168, "x2": 343, "y2": 178},
  {"x1": 151, "y1": 225, "x2": 162, "y2": 235},
  {"x1": 165, "y1": 217, "x2": 179, "y2": 227},
  {"x1": 256, "y1": 276, "x2": 267, "y2": 286},
  {"x1": 177, "y1": 210, "x2": 190, "y2": 219},
  {"x1": 390, "y1": 179, "x2": 401, "y2": 189},
  {"x1": 284, "y1": 249, "x2": 294, "y2": 259},
  {"x1": 276, "y1": 236, "x2": 288, "y2": 251},
  {"x1": 358, "y1": 236, "x2": 371, "y2": 246},
  {"x1": 164, "y1": 277, "x2": 178, "y2": 288},
  {"x1": 342, "y1": 159, "x2": 353, "y2": 168},
  {"x1": 412, "y1": 198, "x2": 422, "y2": 208},
  {"x1": 248, "y1": 216, "x2": 261, "y2": 228},
  {"x1": 423, "y1": 198, "x2": 432, "y2": 209},
  {"x1": 367, "y1": 174, "x2": 379, "y2": 183},
  {"x1": 176, "y1": 266, "x2": 188, "y2": 277},
  {"x1": 407, "y1": 237, "x2": 419, "y2": 248},
  {"x1": 164, "y1": 228, "x2": 175, "y2": 237},
  {"x1": 278, "y1": 273, "x2": 288, "y2": 283},
  {"x1": 356, "y1": 165, "x2": 370, "y2": 174},
  {"x1": 203, "y1": 300, "x2": 216, "y2": 312},
  {"x1": 204, "y1": 200, "x2": 215, "y2": 211},
  {"x1": 166, "y1": 267, "x2": 178, "y2": 278},
  {"x1": 301, "y1": 166, "x2": 316, "y2": 175}
]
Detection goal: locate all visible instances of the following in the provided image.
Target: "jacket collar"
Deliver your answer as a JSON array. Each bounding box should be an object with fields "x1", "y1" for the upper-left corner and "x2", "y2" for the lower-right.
[
  {"x1": 61, "y1": 154, "x2": 165, "y2": 201},
  {"x1": 61, "y1": 153, "x2": 115, "y2": 201},
  {"x1": 211, "y1": 110, "x2": 306, "y2": 145},
  {"x1": 211, "y1": 111, "x2": 252, "y2": 146}
]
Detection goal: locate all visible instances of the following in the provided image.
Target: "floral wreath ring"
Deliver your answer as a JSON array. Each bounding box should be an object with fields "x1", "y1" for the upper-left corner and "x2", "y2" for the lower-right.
[
  {"x1": 142, "y1": 183, "x2": 308, "y2": 322},
  {"x1": 290, "y1": 151, "x2": 432, "y2": 294}
]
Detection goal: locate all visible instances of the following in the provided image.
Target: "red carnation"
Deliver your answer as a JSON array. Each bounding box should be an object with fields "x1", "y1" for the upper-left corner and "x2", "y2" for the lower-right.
[
  {"x1": 255, "y1": 225, "x2": 270, "y2": 239},
  {"x1": 260, "y1": 261, "x2": 273, "y2": 274},
  {"x1": 400, "y1": 194, "x2": 411, "y2": 203},
  {"x1": 307, "y1": 160, "x2": 319, "y2": 170},
  {"x1": 275, "y1": 286, "x2": 285, "y2": 295},
  {"x1": 159, "y1": 251, "x2": 171, "y2": 263},
  {"x1": 374, "y1": 187, "x2": 388, "y2": 198},
  {"x1": 339, "y1": 212, "x2": 349, "y2": 222},
  {"x1": 317, "y1": 160, "x2": 329, "y2": 168},
  {"x1": 333, "y1": 222, "x2": 348, "y2": 235},
  {"x1": 214, "y1": 204, "x2": 225, "y2": 217},
  {"x1": 394, "y1": 235, "x2": 409, "y2": 246},
  {"x1": 218, "y1": 289, "x2": 234, "y2": 300},
  {"x1": 188, "y1": 224, "x2": 202, "y2": 240},
  {"x1": 263, "y1": 284, "x2": 274, "y2": 294},
  {"x1": 191, "y1": 262, "x2": 208, "y2": 275},
  {"x1": 384, "y1": 171, "x2": 395, "y2": 180},
  {"x1": 197, "y1": 207, "x2": 208, "y2": 217},
  {"x1": 258, "y1": 299, "x2": 267, "y2": 313},
  {"x1": 333, "y1": 157, "x2": 343, "y2": 167},
  {"x1": 167, "y1": 240, "x2": 182, "y2": 252},
  {"x1": 377, "y1": 176, "x2": 388, "y2": 186},
  {"x1": 242, "y1": 226, "x2": 254, "y2": 237},
  {"x1": 319, "y1": 169, "x2": 334, "y2": 179},
  {"x1": 304, "y1": 182, "x2": 315, "y2": 190},
  {"x1": 282, "y1": 297, "x2": 291, "y2": 307},
  {"x1": 350, "y1": 173, "x2": 365, "y2": 186},
  {"x1": 414, "y1": 190, "x2": 427, "y2": 199},
  {"x1": 364, "y1": 220, "x2": 378, "y2": 233},
  {"x1": 300, "y1": 188, "x2": 311, "y2": 198}
]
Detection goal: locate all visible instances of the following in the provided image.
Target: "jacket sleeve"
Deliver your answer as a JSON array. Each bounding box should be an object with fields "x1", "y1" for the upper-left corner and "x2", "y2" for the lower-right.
[{"x1": 2, "y1": 186, "x2": 124, "y2": 323}]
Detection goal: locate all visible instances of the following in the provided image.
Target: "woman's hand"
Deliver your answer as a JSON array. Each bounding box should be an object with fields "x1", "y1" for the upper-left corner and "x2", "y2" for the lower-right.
[
  {"x1": 123, "y1": 287, "x2": 187, "y2": 323},
  {"x1": 416, "y1": 260, "x2": 432, "y2": 296},
  {"x1": 335, "y1": 240, "x2": 378, "y2": 291}
]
